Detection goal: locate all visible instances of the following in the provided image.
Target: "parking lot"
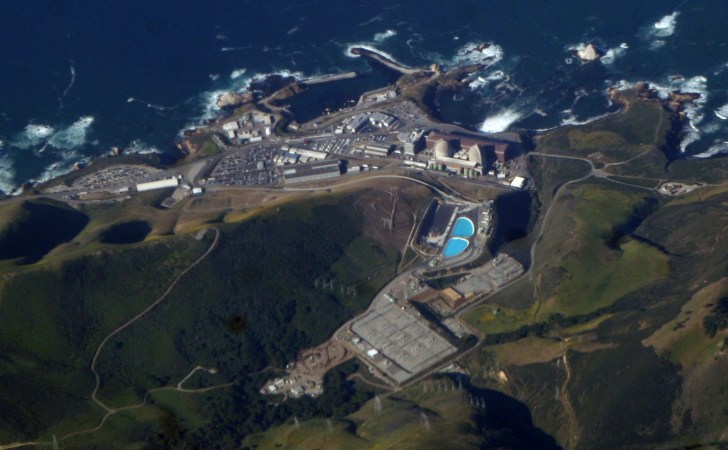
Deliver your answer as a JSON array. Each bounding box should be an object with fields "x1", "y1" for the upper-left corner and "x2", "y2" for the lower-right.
[
  {"x1": 208, "y1": 144, "x2": 280, "y2": 186},
  {"x1": 73, "y1": 165, "x2": 161, "y2": 190}
]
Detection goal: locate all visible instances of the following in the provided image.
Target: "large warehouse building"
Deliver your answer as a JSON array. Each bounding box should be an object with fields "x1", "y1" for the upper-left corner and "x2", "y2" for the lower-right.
[
  {"x1": 136, "y1": 177, "x2": 179, "y2": 192},
  {"x1": 282, "y1": 160, "x2": 342, "y2": 185}
]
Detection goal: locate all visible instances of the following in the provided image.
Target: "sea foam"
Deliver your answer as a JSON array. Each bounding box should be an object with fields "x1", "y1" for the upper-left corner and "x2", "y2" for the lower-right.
[
  {"x1": 624, "y1": 75, "x2": 709, "y2": 153},
  {"x1": 33, "y1": 150, "x2": 86, "y2": 186},
  {"x1": 479, "y1": 109, "x2": 523, "y2": 133},
  {"x1": 640, "y1": 11, "x2": 679, "y2": 47},
  {"x1": 653, "y1": 12, "x2": 678, "y2": 37},
  {"x1": 373, "y1": 29, "x2": 397, "y2": 42},
  {"x1": 714, "y1": 103, "x2": 728, "y2": 120},
  {"x1": 451, "y1": 42, "x2": 504, "y2": 68},
  {"x1": 48, "y1": 116, "x2": 94, "y2": 150},
  {"x1": 230, "y1": 68, "x2": 247, "y2": 80},
  {"x1": 0, "y1": 157, "x2": 15, "y2": 194},
  {"x1": 196, "y1": 69, "x2": 304, "y2": 122},
  {"x1": 12, "y1": 124, "x2": 55, "y2": 149},
  {"x1": 125, "y1": 139, "x2": 160, "y2": 155}
]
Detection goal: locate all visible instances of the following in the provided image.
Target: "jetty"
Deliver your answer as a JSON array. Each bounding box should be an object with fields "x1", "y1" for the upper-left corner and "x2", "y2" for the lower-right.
[
  {"x1": 349, "y1": 47, "x2": 424, "y2": 75},
  {"x1": 300, "y1": 71, "x2": 358, "y2": 85}
]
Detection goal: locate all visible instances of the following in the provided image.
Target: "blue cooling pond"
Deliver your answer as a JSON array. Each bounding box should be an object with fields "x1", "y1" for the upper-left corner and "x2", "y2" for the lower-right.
[
  {"x1": 451, "y1": 217, "x2": 475, "y2": 237},
  {"x1": 443, "y1": 237, "x2": 470, "y2": 258}
]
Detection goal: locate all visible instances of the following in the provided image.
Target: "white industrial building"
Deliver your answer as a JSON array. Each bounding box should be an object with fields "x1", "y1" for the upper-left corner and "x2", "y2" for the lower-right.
[
  {"x1": 345, "y1": 113, "x2": 370, "y2": 133},
  {"x1": 510, "y1": 176, "x2": 527, "y2": 189},
  {"x1": 136, "y1": 178, "x2": 179, "y2": 192},
  {"x1": 369, "y1": 112, "x2": 397, "y2": 128}
]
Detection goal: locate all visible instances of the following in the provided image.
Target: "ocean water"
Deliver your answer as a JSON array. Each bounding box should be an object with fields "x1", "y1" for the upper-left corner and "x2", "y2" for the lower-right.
[{"x1": 1, "y1": 0, "x2": 727, "y2": 194}]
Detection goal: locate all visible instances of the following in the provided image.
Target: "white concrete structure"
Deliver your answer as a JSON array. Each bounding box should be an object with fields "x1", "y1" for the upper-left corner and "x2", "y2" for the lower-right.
[{"x1": 510, "y1": 176, "x2": 527, "y2": 188}]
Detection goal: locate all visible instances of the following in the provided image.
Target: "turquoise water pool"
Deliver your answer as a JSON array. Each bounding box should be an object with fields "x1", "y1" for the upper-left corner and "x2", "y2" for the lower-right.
[
  {"x1": 443, "y1": 237, "x2": 469, "y2": 257},
  {"x1": 451, "y1": 217, "x2": 475, "y2": 237}
]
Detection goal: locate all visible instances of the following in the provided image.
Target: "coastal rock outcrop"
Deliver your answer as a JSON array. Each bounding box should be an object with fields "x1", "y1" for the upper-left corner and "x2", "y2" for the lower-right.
[
  {"x1": 667, "y1": 91, "x2": 701, "y2": 112},
  {"x1": 215, "y1": 91, "x2": 254, "y2": 109}
]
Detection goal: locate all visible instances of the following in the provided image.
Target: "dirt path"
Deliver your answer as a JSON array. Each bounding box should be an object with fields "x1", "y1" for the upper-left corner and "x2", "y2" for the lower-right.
[
  {"x1": 90, "y1": 227, "x2": 220, "y2": 412},
  {"x1": 559, "y1": 352, "x2": 580, "y2": 450},
  {"x1": 0, "y1": 228, "x2": 224, "y2": 450}
]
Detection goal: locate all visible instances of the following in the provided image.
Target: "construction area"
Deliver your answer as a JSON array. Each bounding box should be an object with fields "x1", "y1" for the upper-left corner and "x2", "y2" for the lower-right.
[
  {"x1": 410, "y1": 254, "x2": 524, "y2": 317},
  {"x1": 260, "y1": 337, "x2": 351, "y2": 399}
]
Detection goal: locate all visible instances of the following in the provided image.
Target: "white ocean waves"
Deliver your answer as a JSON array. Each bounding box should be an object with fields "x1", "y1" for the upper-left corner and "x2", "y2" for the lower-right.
[
  {"x1": 617, "y1": 75, "x2": 708, "y2": 153},
  {"x1": 653, "y1": 12, "x2": 678, "y2": 37},
  {"x1": 47, "y1": 116, "x2": 94, "y2": 150},
  {"x1": 0, "y1": 157, "x2": 15, "y2": 194},
  {"x1": 693, "y1": 141, "x2": 728, "y2": 158},
  {"x1": 60, "y1": 60, "x2": 76, "y2": 104},
  {"x1": 601, "y1": 45, "x2": 627, "y2": 65},
  {"x1": 451, "y1": 42, "x2": 504, "y2": 68},
  {"x1": 373, "y1": 29, "x2": 397, "y2": 42},
  {"x1": 714, "y1": 103, "x2": 728, "y2": 120},
  {"x1": 344, "y1": 43, "x2": 404, "y2": 66},
  {"x1": 11, "y1": 123, "x2": 55, "y2": 149},
  {"x1": 479, "y1": 109, "x2": 523, "y2": 133},
  {"x1": 125, "y1": 139, "x2": 160, "y2": 155},
  {"x1": 358, "y1": 14, "x2": 383, "y2": 27},
  {"x1": 640, "y1": 11, "x2": 679, "y2": 48},
  {"x1": 198, "y1": 69, "x2": 304, "y2": 122},
  {"x1": 230, "y1": 68, "x2": 247, "y2": 79}
]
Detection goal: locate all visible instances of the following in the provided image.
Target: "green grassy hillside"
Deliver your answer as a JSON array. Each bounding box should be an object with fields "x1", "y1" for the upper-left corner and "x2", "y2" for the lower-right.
[
  {"x1": 461, "y1": 92, "x2": 728, "y2": 449},
  {"x1": 0, "y1": 186, "x2": 430, "y2": 448}
]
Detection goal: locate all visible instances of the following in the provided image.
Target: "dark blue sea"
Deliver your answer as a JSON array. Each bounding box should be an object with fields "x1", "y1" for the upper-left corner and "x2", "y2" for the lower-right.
[{"x1": 1, "y1": 0, "x2": 727, "y2": 194}]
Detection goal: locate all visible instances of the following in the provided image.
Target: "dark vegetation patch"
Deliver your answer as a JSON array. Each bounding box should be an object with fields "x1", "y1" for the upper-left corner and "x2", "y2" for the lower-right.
[
  {"x1": 0, "y1": 200, "x2": 88, "y2": 264},
  {"x1": 488, "y1": 190, "x2": 533, "y2": 256},
  {"x1": 453, "y1": 375, "x2": 561, "y2": 450},
  {"x1": 568, "y1": 342, "x2": 680, "y2": 450},
  {"x1": 703, "y1": 297, "x2": 728, "y2": 338},
  {"x1": 0, "y1": 193, "x2": 407, "y2": 447},
  {"x1": 99, "y1": 220, "x2": 152, "y2": 244}
]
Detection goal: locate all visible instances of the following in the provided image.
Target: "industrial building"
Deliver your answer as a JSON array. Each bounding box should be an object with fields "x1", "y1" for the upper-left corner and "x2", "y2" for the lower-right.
[
  {"x1": 345, "y1": 113, "x2": 370, "y2": 133},
  {"x1": 350, "y1": 300, "x2": 457, "y2": 384},
  {"x1": 425, "y1": 131, "x2": 513, "y2": 165},
  {"x1": 400, "y1": 129, "x2": 425, "y2": 155},
  {"x1": 419, "y1": 202, "x2": 457, "y2": 246},
  {"x1": 428, "y1": 138, "x2": 483, "y2": 176},
  {"x1": 361, "y1": 142, "x2": 393, "y2": 157},
  {"x1": 136, "y1": 177, "x2": 179, "y2": 192},
  {"x1": 282, "y1": 160, "x2": 342, "y2": 185},
  {"x1": 287, "y1": 146, "x2": 328, "y2": 161},
  {"x1": 510, "y1": 176, "x2": 527, "y2": 189},
  {"x1": 369, "y1": 112, "x2": 398, "y2": 128}
]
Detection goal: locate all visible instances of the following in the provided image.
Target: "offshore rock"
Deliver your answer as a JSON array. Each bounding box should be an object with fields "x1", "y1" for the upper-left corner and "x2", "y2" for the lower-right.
[{"x1": 575, "y1": 43, "x2": 603, "y2": 62}]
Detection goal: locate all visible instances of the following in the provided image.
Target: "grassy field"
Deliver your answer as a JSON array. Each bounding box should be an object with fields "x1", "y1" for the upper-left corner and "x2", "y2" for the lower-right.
[
  {"x1": 536, "y1": 182, "x2": 669, "y2": 316},
  {"x1": 536, "y1": 98, "x2": 669, "y2": 161},
  {"x1": 464, "y1": 181, "x2": 670, "y2": 336}
]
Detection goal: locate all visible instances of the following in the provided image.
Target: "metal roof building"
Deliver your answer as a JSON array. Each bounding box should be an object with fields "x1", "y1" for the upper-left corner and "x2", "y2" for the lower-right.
[{"x1": 136, "y1": 178, "x2": 179, "y2": 192}]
